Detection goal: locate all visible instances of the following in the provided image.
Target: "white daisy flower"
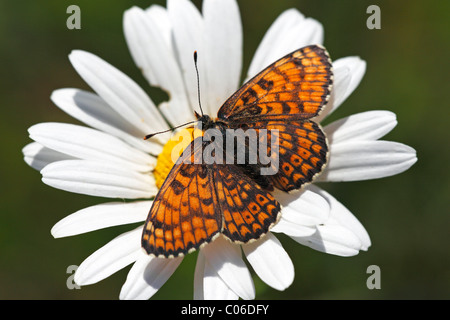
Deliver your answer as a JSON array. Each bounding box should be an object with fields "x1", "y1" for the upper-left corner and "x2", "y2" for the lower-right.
[{"x1": 23, "y1": 0, "x2": 417, "y2": 300}]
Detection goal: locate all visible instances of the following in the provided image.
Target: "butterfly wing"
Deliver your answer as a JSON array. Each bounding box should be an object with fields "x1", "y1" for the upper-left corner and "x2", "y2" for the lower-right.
[
  {"x1": 244, "y1": 120, "x2": 328, "y2": 192},
  {"x1": 213, "y1": 163, "x2": 281, "y2": 243},
  {"x1": 142, "y1": 137, "x2": 281, "y2": 258},
  {"x1": 217, "y1": 45, "x2": 332, "y2": 192},
  {"x1": 142, "y1": 138, "x2": 221, "y2": 258},
  {"x1": 217, "y1": 45, "x2": 333, "y2": 122}
]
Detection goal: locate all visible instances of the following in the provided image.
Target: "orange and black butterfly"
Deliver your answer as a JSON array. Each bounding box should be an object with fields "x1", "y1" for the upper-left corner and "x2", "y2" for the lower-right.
[{"x1": 142, "y1": 45, "x2": 333, "y2": 258}]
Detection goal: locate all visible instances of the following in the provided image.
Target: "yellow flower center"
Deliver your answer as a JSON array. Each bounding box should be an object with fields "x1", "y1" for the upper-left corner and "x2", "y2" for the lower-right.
[{"x1": 153, "y1": 127, "x2": 201, "y2": 189}]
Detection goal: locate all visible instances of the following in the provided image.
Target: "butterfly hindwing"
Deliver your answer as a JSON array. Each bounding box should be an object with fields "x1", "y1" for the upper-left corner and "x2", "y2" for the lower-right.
[
  {"x1": 250, "y1": 120, "x2": 328, "y2": 192},
  {"x1": 217, "y1": 45, "x2": 333, "y2": 122},
  {"x1": 213, "y1": 164, "x2": 281, "y2": 243},
  {"x1": 225, "y1": 119, "x2": 328, "y2": 192}
]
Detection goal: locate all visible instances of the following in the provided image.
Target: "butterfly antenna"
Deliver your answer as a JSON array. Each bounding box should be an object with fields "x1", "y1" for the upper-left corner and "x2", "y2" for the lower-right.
[
  {"x1": 193, "y1": 51, "x2": 204, "y2": 117},
  {"x1": 145, "y1": 51, "x2": 204, "y2": 141},
  {"x1": 144, "y1": 120, "x2": 198, "y2": 140}
]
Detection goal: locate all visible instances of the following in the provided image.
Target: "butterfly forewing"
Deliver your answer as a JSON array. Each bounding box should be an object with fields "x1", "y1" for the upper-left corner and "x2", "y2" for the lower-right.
[
  {"x1": 142, "y1": 138, "x2": 221, "y2": 258},
  {"x1": 218, "y1": 45, "x2": 332, "y2": 192},
  {"x1": 217, "y1": 45, "x2": 333, "y2": 122}
]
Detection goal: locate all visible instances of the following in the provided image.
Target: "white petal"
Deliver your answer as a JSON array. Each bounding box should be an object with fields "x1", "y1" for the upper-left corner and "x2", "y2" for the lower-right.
[
  {"x1": 265, "y1": 17, "x2": 323, "y2": 66},
  {"x1": 120, "y1": 251, "x2": 183, "y2": 300},
  {"x1": 316, "y1": 57, "x2": 366, "y2": 122},
  {"x1": 286, "y1": 186, "x2": 371, "y2": 256},
  {"x1": 203, "y1": 0, "x2": 243, "y2": 114},
  {"x1": 269, "y1": 190, "x2": 329, "y2": 237},
  {"x1": 22, "y1": 142, "x2": 75, "y2": 171},
  {"x1": 248, "y1": 9, "x2": 303, "y2": 78},
  {"x1": 120, "y1": 253, "x2": 152, "y2": 300},
  {"x1": 242, "y1": 233, "x2": 294, "y2": 291},
  {"x1": 168, "y1": 0, "x2": 206, "y2": 115},
  {"x1": 74, "y1": 227, "x2": 142, "y2": 286},
  {"x1": 123, "y1": 6, "x2": 193, "y2": 126},
  {"x1": 324, "y1": 110, "x2": 397, "y2": 144},
  {"x1": 309, "y1": 185, "x2": 371, "y2": 250},
  {"x1": 247, "y1": 9, "x2": 323, "y2": 79},
  {"x1": 333, "y1": 56, "x2": 367, "y2": 105},
  {"x1": 194, "y1": 251, "x2": 239, "y2": 300},
  {"x1": 158, "y1": 101, "x2": 196, "y2": 129},
  {"x1": 270, "y1": 218, "x2": 316, "y2": 237},
  {"x1": 124, "y1": 6, "x2": 175, "y2": 89},
  {"x1": 52, "y1": 88, "x2": 139, "y2": 137},
  {"x1": 51, "y1": 88, "x2": 164, "y2": 154},
  {"x1": 274, "y1": 189, "x2": 330, "y2": 226},
  {"x1": 51, "y1": 201, "x2": 151, "y2": 238},
  {"x1": 292, "y1": 224, "x2": 363, "y2": 257},
  {"x1": 142, "y1": 5, "x2": 173, "y2": 83},
  {"x1": 69, "y1": 50, "x2": 168, "y2": 137},
  {"x1": 29, "y1": 123, "x2": 155, "y2": 172},
  {"x1": 202, "y1": 237, "x2": 255, "y2": 300},
  {"x1": 41, "y1": 160, "x2": 157, "y2": 199},
  {"x1": 319, "y1": 140, "x2": 418, "y2": 182}
]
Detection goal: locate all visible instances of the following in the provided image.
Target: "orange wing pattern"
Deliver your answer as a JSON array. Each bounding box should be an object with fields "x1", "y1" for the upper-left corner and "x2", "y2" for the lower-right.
[
  {"x1": 217, "y1": 45, "x2": 333, "y2": 122},
  {"x1": 213, "y1": 164, "x2": 280, "y2": 243},
  {"x1": 142, "y1": 138, "x2": 281, "y2": 258},
  {"x1": 142, "y1": 138, "x2": 221, "y2": 258},
  {"x1": 245, "y1": 120, "x2": 328, "y2": 192}
]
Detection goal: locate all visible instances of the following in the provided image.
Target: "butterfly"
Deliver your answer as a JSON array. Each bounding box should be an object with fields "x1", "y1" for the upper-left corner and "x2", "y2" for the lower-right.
[{"x1": 142, "y1": 45, "x2": 333, "y2": 258}]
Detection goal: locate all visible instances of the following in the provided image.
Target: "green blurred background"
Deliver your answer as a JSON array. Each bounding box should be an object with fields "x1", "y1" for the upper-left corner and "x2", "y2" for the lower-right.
[{"x1": 0, "y1": 0, "x2": 449, "y2": 299}]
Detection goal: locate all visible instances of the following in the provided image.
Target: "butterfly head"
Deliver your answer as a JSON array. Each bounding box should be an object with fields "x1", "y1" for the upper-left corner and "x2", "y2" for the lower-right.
[{"x1": 195, "y1": 111, "x2": 215, "y2": 131}]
